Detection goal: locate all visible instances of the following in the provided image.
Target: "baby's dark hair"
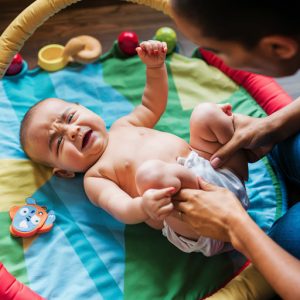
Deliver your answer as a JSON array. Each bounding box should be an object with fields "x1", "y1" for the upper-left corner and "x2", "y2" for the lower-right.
[
  {"x1": 20, "y1": 99, "x2": 49, "y2": 164},
  {"x1": 171, "y1": 0, "x2": 300, "y2": 48}
]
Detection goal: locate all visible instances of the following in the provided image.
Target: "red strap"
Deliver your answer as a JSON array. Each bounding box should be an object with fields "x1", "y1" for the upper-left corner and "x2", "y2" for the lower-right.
[
  {"x1": 199, "y1": 48, "x2": 293, "y2": 115},
  {"x1": 0, "y1": 262, "x2": 45, "y2": 300}
]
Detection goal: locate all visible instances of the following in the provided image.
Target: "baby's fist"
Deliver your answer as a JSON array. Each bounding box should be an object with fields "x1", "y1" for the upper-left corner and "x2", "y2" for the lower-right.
[{"x1": 136, "y1": 40, "x2": 167, "y2": 68}]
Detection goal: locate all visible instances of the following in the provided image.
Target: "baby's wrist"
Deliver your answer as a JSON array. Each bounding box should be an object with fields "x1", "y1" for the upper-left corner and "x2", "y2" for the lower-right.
[
  {"x1": 146, "y1": 62, "x2": 165, "y2": 69},
  {"x1": 140, "y1": 196, "x2": 151, "y2": 217}
]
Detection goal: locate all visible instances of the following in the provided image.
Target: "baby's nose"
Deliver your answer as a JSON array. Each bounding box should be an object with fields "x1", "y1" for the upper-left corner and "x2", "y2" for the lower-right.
[{"x1": 67, "y1": 125, "x2": 80, "y2": 140}]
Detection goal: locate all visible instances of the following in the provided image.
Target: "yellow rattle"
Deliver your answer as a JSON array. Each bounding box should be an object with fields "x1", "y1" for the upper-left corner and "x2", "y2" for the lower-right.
[{"x1": 38, "y1": 35, "x2": 102, "y2": 72}]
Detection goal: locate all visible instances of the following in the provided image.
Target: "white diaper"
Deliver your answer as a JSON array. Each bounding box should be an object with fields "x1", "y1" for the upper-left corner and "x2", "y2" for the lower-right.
[{"x1": 162, "y1": 151, "x2": 249, "y2": 256}]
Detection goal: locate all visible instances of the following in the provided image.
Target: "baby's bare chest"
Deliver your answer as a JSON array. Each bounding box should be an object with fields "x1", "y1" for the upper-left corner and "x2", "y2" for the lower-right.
[{"x1": 99, "y1": 127, "x2": 190, "y2": 194}]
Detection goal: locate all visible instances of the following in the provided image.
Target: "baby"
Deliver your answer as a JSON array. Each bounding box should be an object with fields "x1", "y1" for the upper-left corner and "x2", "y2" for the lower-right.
[{"x1": 20, "y1": 40, "x2": 249, "y2": 256}]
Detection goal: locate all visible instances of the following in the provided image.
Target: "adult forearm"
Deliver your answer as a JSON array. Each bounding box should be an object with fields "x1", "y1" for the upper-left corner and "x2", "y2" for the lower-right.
[
  {"x1": 229, "y1": 213, "x2": 300, "y2": 300},
  {"x1": 266, "y1": 96, "x2": 300, "y2": 143}
]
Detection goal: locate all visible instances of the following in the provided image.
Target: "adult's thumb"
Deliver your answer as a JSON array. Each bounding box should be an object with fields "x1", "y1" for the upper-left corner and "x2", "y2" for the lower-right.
[
  {"x1": 197, "y1": 177, "x2": 220, "y2": 191},
  {"x1": 210, "y1": 139, "x2": 240, "y2": 169}
]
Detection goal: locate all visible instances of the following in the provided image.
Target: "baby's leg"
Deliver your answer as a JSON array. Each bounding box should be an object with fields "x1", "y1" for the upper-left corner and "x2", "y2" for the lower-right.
[
  {"x1": 136, "y1": 159, "x2": 199, "y2": 240},
  {"x1": 190, "y1": 102, "x2": 248, "y2": 180},
  {"x1": 190, "y1": 103, "x2": 234, "y2": 158},
  {"x1": 135, "y1": 159, "x2": 198, "y2": 195}
]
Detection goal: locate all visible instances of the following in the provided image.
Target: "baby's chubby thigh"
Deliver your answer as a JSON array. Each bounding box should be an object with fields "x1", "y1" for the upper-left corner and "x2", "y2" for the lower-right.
[
  {"x1": 165, "y1": 213, "x2": 199, "y2": 240},
  {"x1": 135, "y1": 159, "x2": 182, "y2": 194},
  {"x1": 145, "y1": 218, "x2": 164, "y2": 230},
  {"x1": 189, "y1": 102, "x2": 234, "y2": 156}
]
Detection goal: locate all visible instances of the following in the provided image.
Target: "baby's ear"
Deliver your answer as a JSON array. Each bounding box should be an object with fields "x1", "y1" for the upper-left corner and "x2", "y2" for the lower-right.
[{"x1": 52, "y1": 168, "x2": 75, "y2": 178}]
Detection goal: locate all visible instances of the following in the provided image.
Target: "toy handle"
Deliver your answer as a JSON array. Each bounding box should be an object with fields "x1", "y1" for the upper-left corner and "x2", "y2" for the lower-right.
[
  {"x1": 0, "y1": 0, "x2": 171, "y2": 78},
  {"x1": 0, "y1": 262, "x2": 45, "y2": 300}
]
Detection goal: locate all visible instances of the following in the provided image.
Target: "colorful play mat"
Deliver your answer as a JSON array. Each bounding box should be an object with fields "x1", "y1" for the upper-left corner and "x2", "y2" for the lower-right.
[{"x1": 0, "y1": 0, "x2": 293, "y2": 299}]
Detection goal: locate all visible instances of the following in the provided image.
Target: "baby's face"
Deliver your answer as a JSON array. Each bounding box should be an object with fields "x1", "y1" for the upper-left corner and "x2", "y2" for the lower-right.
[{"x1": 25, "y1": 98, "x2": 108, "y2": 172}]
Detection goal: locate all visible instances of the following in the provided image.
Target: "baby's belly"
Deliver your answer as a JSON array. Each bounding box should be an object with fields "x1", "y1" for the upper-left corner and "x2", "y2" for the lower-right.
[{"x1": 116, "y1": 141, "x2": 192, "y2": 194}]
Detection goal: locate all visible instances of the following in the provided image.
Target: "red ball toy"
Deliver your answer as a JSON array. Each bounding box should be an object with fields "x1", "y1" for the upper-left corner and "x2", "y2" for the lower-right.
[
  {"x1": 117, "y1": 31, "x2": 139, "y2": 56},
  {"x1": 6, "y1": 53, "x2": 23, "y2": 75}
]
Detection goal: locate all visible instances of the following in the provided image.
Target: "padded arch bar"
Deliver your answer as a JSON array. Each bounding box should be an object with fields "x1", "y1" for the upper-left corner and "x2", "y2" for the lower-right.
[
  {"x1": 127, "y1": 0, "x2": 171, "y2": 14},
  {"x1": 0, "y1": 0, "x2": 171, "y2": 78}
]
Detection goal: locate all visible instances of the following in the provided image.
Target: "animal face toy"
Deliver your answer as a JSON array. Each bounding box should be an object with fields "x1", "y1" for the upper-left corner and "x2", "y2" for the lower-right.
[{"x1": 9, "y1": 198, "x2": 55, "y2": 238}]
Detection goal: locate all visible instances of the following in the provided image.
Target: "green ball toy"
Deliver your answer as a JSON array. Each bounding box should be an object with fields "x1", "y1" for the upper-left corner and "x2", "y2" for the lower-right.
[{"x1": 154, "y1": 27, "x2": 177, "y2": 54}]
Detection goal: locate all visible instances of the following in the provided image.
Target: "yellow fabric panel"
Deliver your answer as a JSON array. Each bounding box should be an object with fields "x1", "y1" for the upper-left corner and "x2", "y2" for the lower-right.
[
  {"x1": 207, "y1": 264, "x2": 275, "y2": 299},
  {"x1": 170, "y1": 53, "x2": 239, "y2": 110},
  {"x1": 0, "y1": 159, "x2": 52, "y2": 212}
]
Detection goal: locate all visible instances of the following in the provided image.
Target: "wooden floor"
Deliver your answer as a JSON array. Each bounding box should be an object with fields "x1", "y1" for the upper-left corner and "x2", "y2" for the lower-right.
[
  {"x1": 1, "y1": 0, "x2": 299, "y2": 202},
  {"x1": 0, "y1": 0, "x2": 196, "y2": 69},
  {"x1": 1, "y1": 0, "x2": 299, "y2": 96}
]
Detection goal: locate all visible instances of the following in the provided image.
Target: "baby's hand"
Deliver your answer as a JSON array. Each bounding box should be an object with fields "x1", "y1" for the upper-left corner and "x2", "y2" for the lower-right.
[
  {"x1": 136, "y1": 40, "x2": 167, "y2": 68},
  {"x1": 141, "y1": 187, "x2": 175, "y2": 221}
]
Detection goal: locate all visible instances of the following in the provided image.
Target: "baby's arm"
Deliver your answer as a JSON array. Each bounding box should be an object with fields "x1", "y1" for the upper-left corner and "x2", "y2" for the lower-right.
[
  {"x1": 116, "y1": 40, "x2": 168, "y2": 128},
  {"x1": 85, "y1": 176, "x2": 149, "y2": 224}
]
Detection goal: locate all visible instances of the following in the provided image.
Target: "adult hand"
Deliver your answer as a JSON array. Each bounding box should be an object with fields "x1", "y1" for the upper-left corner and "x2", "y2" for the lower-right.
[
  {"x1": 210, "y1": 114, "x2": 274, "y2": 168},
  {"x1": 172, "y1": 177, "x2": 248, "y2": 242}
]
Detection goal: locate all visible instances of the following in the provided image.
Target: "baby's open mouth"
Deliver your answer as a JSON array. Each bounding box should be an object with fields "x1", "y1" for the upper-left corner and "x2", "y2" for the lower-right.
[{"x1": 82, "y1": 130, "x2": 93, "y2": 149}]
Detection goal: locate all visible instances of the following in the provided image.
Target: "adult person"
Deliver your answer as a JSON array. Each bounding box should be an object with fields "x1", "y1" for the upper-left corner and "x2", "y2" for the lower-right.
[{"x1": 170, "y1": 1, "x2": 300, "y2": 299}]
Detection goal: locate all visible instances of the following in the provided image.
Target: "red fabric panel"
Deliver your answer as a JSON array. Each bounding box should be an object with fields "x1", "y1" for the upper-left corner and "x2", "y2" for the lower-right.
[
  {"x1": 199, "y1": 48, "x2": 293, "y2": 114},
  {"x1": 0, "y1": 262, "x2": 44, "y2": 300}
]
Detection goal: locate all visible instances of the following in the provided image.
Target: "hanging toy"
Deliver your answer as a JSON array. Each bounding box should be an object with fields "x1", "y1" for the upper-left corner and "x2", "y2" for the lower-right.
[
  {"x1": 9, "y1": 197, "x2": 55, "y2": 238},
  {"x1": 117, "y1": 31, "x2": 139, "y2": 56},
  {"x1": 38, "y1": 35, "x2": 102, "y2": 72},
  {"x1": 63, "y1": 35, "x2": 102, "y2": 64},
  {"x1": 5, "y1": 53, "x2": 23, "y2": 75},
  {"x1": 154, "y1": 27, "x2": 177, "y2": 54}
]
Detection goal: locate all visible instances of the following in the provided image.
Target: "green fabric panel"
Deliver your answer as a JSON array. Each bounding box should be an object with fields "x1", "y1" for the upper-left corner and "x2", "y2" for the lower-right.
[
  {"x1": 124, "y1": 223, "x2": 245, "y2": 300},
  {"x1": 170, "y1": 53, "x2": 239, "y2": 111},
  {"x1": 222, "y1": 87, "x2": 267, "y2": 117},
  {"x1": 0, "y1": 212, "x2": 29, "y2": 284},
  {"x1": 102, "y1": 45, "x2": 247, "y2": 299},
  {"x1": 101, "y1": 46, "x2": 191, "y2": 142}
]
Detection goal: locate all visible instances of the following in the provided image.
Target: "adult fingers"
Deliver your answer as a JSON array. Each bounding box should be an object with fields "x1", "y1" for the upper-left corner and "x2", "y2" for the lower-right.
[
  {"x1": 172, "y1": 196, "x2": 192, "y2": 215},
  {"x1": 210, "y1": 137, "x2": 242, "y2": 168},
  {"x1": 197, "y1": 177, "x2": 222, "y2": 192},
  {"x1": 245, "y1": 149, "x2": 262, "y2": 163}
]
